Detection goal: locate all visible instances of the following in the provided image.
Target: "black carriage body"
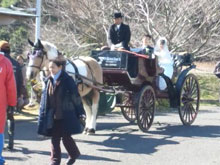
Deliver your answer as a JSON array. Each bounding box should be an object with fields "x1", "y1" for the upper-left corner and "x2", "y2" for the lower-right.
[
  {"x1": 91, "y1": 50, "x2": 128, "y2": 69},
  {"x1": 91, "y1": 50, "x2": 157, "y2": 91}
]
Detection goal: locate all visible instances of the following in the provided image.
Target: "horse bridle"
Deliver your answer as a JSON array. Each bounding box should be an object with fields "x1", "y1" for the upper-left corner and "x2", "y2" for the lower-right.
[{"x1": 27, "y1": 49, "x2": 47, "y2": 72}]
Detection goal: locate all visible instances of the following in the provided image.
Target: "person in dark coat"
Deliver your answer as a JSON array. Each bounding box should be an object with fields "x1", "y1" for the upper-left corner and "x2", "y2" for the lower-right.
[
  {"x1": 16, "y1": 55, "x2": 29, "y2": 111},
  {"x1": 107, "y1": 12, "x2": 131, "y2": 50},
  {"x1": 138, "y1": 34, "x2": 155, "y2": 79},
  {"x1": 0, "y1": 40, "x2": 23, "y2": 150},
  {"x1": 38, "y1": 59, "x2": 85, "y2": 165}
]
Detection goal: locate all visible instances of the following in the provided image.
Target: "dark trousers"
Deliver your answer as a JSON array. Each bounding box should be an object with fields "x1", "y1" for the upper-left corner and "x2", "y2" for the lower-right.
[
  {"x1": 7, "y1": 107, "x2": 15, "y2": 149},
  {"x1": 51, "y1": 120, "x2": 80, "y2": 165}
]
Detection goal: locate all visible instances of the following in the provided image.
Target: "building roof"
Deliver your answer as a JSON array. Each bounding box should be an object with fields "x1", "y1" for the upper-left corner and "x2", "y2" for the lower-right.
[
  {"x1": 0, "y1": 7, "x2": 36, "y2": 17},
  {"x1": 0, "y1": 7, "x2": 36, "y2": 25}
]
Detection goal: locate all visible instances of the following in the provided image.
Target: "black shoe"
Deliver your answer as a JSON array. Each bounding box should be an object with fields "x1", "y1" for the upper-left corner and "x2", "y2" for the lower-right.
[
  {"x1": 7, "y1": 145, "x2": 13, "y2": 150},
  {"x1": 7, "y1": 141, "x2": 14, "y2": 150},
  {"x1": 87, "y1": 128, "x2": 95, "y2": 135},
  {"x1": 4, "y1": 145, "x2": 13, "y2": 151},
  {"x1": 66, "y1": 158, "x2": 75, "y2": 165}
]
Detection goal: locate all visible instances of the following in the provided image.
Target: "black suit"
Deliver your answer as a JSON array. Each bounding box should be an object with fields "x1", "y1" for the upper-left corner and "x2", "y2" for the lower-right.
[
  {"x1": 5, "y1": 53, "x2": 23, "y2": 98},
  {"x1": 108, "y1": 23, "x2": 131, "y2": 50}
]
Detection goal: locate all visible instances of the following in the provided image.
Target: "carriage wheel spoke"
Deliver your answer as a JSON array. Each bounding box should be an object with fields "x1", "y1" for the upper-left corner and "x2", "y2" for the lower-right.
[
  {"x1": 121, "y1": 93, "x2": 136, "y2": 122},
  {"x1": 179, "y1": 74, "x2": 200, "y2": 125},
  {"x1": 137, "y1": 86, "x2": 155, "y2": 132},
  {"x1": 189, "y1": 80, "x2": 196, "y2": 95}
]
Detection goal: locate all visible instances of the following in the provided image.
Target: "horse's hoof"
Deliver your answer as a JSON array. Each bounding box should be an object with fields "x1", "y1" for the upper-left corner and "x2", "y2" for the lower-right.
[
  {"x1": 87, "y1": 128, "x2": 95, "y2": 135},
  {"x1": 83, "y1": 128, "x2": 88, "y2": 134}
]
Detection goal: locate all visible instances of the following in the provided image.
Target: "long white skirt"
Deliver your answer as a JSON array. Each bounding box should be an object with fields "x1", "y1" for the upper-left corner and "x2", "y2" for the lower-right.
[{"x1": 159, "y1": 63, "x2": 173, "y2": 90}]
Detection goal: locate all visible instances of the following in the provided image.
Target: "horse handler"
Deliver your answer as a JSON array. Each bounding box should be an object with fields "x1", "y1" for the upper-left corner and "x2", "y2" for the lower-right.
[{"x1": 37, "y1": 59, "x2": 85, "y2": 165}]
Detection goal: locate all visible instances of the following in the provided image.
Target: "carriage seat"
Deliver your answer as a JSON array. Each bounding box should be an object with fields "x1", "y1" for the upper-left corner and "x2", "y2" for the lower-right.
[
  {"x1": 172, "y1": 52, "x2": 194, "y2": 67},
  {"x1": 172, "y1": 52, "x2": 194, "y2": 77}
]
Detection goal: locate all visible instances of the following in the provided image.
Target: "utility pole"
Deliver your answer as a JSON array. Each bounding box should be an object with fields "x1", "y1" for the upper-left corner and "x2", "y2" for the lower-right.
[{"x1": 35, "y1": 0, "x2": 42, "y2": 42}]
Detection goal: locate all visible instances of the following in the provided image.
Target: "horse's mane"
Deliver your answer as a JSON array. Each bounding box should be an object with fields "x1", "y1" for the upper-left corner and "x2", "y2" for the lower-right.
[{"x1": 41, "y1": 41, "x2": 58, "y2": 59}]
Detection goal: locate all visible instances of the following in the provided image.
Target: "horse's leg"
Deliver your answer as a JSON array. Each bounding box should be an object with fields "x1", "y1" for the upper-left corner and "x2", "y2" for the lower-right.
[
  {"x1": 81, "y1": 98, "x2": 92, "y2": 134},
  {"x1": 87, "y1": 89, "x2": 100, "y2": 135},
  {"x1": 27, "y1": 87, "x2": 36, "y2": 107}
]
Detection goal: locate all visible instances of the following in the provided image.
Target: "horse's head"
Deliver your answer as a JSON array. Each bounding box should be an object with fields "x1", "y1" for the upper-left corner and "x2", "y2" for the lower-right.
[
  {"x1": 26, "y1": 39, "x2": 58, "y2": 80},
  {"x1": 26, "y1": 39, "x2": 47, "y2": 80}
]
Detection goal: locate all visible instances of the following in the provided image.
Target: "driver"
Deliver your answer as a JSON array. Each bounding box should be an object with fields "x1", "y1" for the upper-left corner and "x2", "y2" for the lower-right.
[{"x1": 107, "y1": 12, "x2": 131, "y2": 50}]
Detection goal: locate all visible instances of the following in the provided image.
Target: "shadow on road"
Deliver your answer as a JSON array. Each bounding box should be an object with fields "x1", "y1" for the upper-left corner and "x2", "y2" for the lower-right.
[
  {"x1": 80, "y1": 122, "x2": 220, "y2": 158},
  {"x1": 79, "y1": 154, "x2": 120, "y2": 162},
  {"x1": 97, "y1": 121, "x2": 137, "y2": 131},
  {"x1": 148, "y1": 124, "x2": 220, "y2": 138},
  {"x1": 4, "y1": 109, "x2": 220, "y2": 164},
  {"x1": 80, "y1": 126, "x2": 179, "y2": 156}
]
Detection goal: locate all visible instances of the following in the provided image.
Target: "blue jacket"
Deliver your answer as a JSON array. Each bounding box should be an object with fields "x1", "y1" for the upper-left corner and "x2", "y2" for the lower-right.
[{"x1": 38, "y1": 71, "x2": 85, "y2": 136}]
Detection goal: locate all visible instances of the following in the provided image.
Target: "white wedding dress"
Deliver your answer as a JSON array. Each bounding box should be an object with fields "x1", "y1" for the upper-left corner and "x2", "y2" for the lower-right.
[{"x1": 154, "y1": 37, "x2": 174, "y2": 90}]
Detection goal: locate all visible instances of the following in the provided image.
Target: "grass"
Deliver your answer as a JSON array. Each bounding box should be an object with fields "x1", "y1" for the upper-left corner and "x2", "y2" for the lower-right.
[
  {"x1": 196, "y1": 73, "x2": 220, "y2": 106},
  {"x1": 156, "y1": 72, "x2": 220, "y2": 112}
]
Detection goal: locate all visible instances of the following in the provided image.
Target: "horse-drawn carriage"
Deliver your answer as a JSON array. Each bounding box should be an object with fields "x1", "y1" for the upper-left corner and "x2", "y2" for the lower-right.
[
  {"x1": 26, "y1": 39, "x2": 200, "y2": 134},
  {"x1": 91, "y1": 50, "x2": 200, "y2": 132}
]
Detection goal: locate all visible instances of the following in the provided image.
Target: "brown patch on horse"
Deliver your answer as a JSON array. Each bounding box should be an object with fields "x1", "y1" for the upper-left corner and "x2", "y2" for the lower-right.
[{"x1": 79, "y1": 56, "x2": 103, "y2": 84}]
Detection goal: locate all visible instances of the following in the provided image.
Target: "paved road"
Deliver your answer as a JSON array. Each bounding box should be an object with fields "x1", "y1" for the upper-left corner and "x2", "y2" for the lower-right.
[{"x1": 3, "y1": 106, "x2": 220, "y2": 165}]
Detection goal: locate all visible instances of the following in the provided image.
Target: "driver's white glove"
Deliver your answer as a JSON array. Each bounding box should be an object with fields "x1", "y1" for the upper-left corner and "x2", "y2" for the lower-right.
[
  {"x1": 111, "y1": 42, "x2": 123, "y2": 50},
  {"x1": 111, "y1": 44, "x2": 115, "y2": 50}
]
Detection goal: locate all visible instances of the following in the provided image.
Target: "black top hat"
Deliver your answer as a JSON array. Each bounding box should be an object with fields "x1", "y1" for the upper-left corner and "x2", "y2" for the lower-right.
[{"x1": 113, "y1": 12, "x2": 123, "y2": 19}]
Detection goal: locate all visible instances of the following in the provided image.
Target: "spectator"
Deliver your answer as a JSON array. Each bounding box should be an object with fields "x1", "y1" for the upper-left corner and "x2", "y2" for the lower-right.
[
  {"x1": 0, "y1": 51, "x2": 17, "y2": 165},
  {"x1": 16, "y1": 55, "x2": 29, "y2": 111},
  {"x1": 0, "y1": 40, "x2": 23, "y2": 150},
  {"x1": 38, "y1": 59, "x2": 85, "y2": 165}
]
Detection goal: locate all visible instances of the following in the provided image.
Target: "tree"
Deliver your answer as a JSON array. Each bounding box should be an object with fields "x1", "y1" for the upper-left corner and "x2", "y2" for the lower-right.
[
  {"x1": 11, "y1": 0, "x2": 220, "y2": 60},
  {"x1": 0, "y1": 0, "x2": 19, "y2": 7},
  {"x1": 0, "y1": 0, "x2": 29, "y2": 55}
]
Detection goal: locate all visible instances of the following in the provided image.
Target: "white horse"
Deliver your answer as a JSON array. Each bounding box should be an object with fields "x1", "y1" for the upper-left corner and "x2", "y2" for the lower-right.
[{"x1": 26, "y1": 39, "x2": 103, "y2": 135}]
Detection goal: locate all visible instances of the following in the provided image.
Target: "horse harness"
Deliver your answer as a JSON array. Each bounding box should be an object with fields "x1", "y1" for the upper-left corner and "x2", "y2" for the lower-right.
[
  {"x1": 65, "y1": 59, "x2": 83, "y2": 85},
  {"x1": 65, "y1": 58, "x2": 103, "y2": 90}
]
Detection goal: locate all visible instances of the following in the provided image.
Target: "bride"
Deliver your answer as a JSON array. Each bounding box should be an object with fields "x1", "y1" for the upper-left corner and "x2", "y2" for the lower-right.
[{"x1": 154, "y1": 37, "x2": 174, "y2": 90}]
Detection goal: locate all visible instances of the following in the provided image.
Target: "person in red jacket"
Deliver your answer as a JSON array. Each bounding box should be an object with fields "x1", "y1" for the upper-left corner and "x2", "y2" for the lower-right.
[
  {"x1": 0, "y1": 51, "x2": 17, "y2": 164},
  {"x1": 0, "y1": 40, "x2": 23, "y2": 150}
]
